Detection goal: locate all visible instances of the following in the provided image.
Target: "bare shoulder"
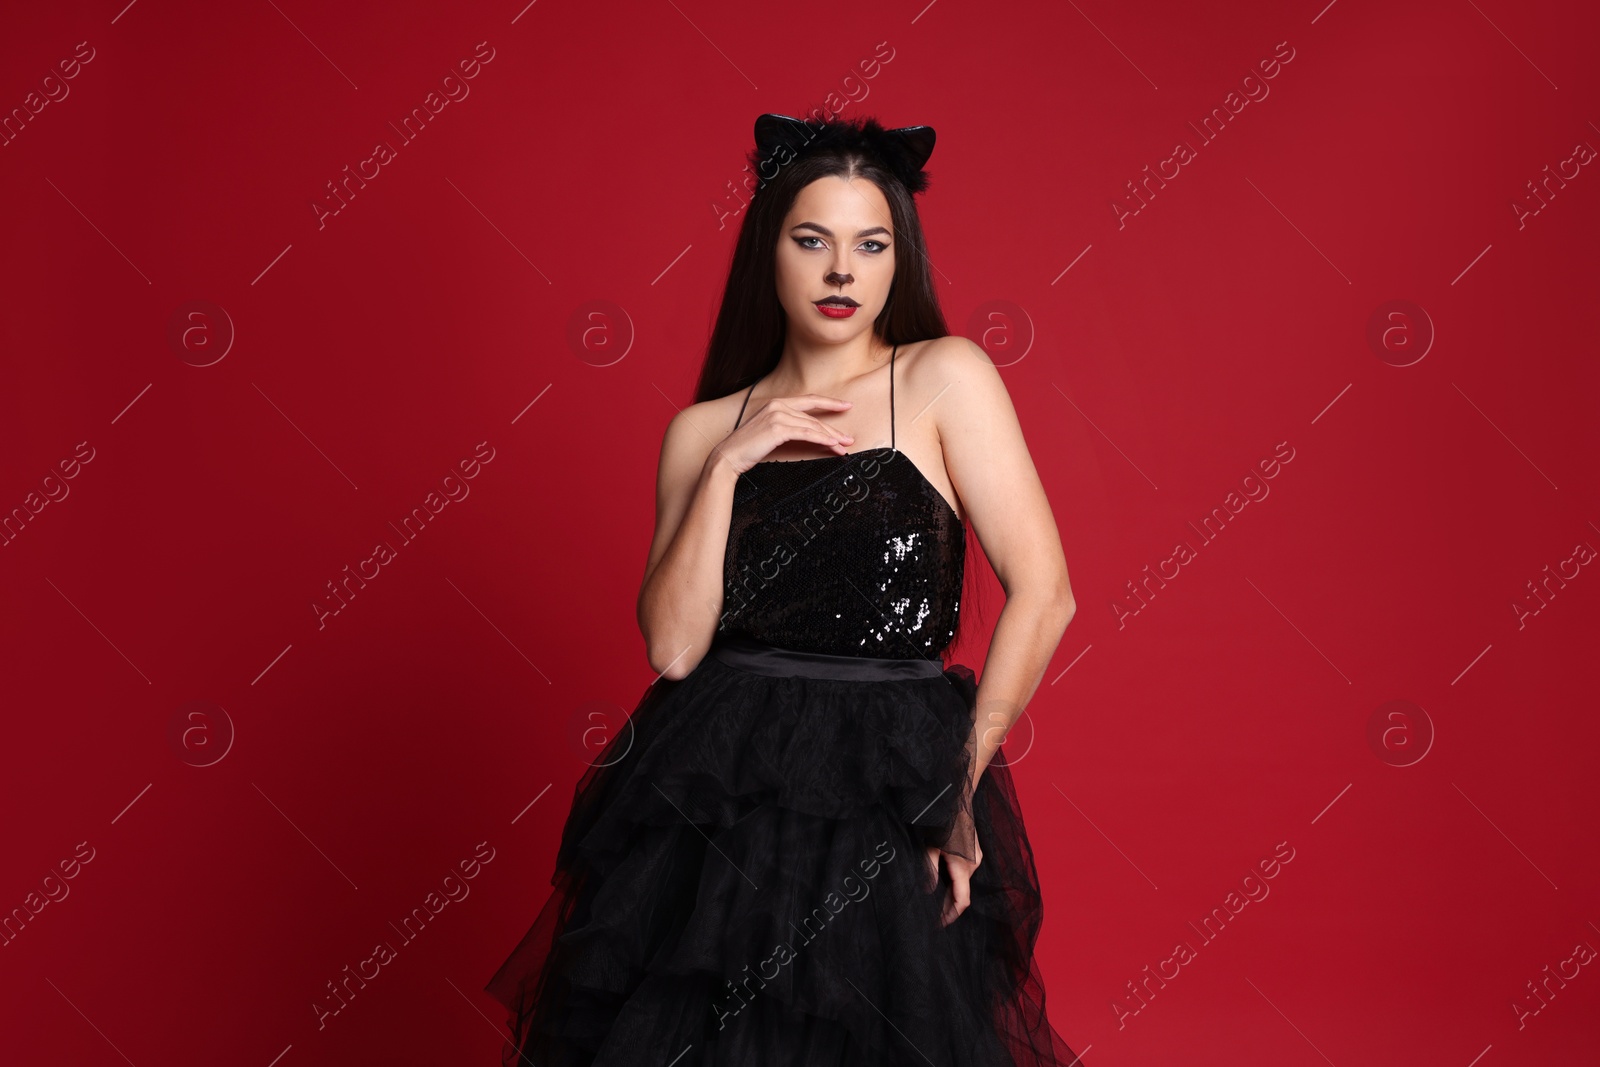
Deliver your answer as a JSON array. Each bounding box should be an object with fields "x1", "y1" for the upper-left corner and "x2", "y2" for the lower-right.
[
  {"x1": 660, "y1": 389, "x2": 748, "y2": 471},
  {"x1": 900, "y1": 335, "x2": 1016, "y2": 439}
]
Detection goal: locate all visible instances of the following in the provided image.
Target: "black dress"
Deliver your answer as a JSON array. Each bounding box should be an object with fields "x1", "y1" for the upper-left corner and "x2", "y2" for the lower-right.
[{"x1": 485, "y1": 344, "x2": 1081, "y2": 1065}]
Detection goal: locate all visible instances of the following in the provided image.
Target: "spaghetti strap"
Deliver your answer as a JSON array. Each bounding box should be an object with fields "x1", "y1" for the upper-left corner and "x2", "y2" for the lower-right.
[
  {"x1": 732, "y1": 379, "x2": 758, "y2": 431},
  {"x1": 889, "y1": 342, "x2": 897, "y2": 450}
]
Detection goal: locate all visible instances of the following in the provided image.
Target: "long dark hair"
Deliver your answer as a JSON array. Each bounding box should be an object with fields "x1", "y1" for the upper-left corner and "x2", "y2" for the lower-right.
[
  {"x1": 692, "y1": 114, "x2": 990, "y2": 660},
  {"x1": 692, "y1": 114, "x2": 950, "y2": 404}
]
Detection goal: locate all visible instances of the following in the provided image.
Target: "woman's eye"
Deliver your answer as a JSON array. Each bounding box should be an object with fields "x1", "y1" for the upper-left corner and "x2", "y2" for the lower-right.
[{"x1": 796, "y1": 237, "x2": 888, "y2": 252}]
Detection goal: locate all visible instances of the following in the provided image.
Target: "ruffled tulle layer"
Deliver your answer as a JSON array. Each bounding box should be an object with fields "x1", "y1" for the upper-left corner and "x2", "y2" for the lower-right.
[{"x1": 484, "y1": 652, "x2": 1081, "y2": 1066}]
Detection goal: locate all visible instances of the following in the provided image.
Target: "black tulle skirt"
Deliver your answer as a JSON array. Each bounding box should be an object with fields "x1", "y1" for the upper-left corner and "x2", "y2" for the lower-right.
[{"x1": 484, "y1": 633, "x2": 1081, "y2": 1066}]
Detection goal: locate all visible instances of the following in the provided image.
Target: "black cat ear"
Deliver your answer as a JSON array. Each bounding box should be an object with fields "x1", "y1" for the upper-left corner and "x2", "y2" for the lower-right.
[
  {"x1": 754, "y1": 113, "x2": 817, "y2": 158},
  {"x1": 884, "y1": 125, "x2": 936, "y2": 171}
]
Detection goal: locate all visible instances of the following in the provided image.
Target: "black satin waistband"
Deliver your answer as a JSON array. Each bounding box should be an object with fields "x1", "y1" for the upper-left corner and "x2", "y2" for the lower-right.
[{"x1": 708, "y1": 632, "x2": 945, "y2": 681}]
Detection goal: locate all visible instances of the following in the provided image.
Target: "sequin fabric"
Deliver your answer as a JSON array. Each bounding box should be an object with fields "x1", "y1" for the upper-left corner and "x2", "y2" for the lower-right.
[{"x1": 720, "y1": 345, "x2": 965, "y2": 659}]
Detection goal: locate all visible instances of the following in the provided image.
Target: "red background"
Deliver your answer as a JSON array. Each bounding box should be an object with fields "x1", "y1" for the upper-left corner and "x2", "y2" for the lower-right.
[{"x1": 2, "y1": 1, "x2": 1597, "y2": 1063}]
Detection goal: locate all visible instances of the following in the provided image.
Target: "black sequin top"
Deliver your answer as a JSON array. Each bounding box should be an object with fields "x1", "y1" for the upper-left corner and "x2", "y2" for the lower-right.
[{"x1": 719, "y1": 344, "x2": 966, "y2": 659}]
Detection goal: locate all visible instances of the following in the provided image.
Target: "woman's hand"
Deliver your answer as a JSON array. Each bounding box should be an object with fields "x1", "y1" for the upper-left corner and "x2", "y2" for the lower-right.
[
  {"x1": 924, "y1": 840, "x2": 982, "y2": 927},
  {"x1": 712, "y1": 394, "x2": 856, "y2": 475},
  {"x1": 924, "y1": 805, "x2": 982, "y2": 927}
]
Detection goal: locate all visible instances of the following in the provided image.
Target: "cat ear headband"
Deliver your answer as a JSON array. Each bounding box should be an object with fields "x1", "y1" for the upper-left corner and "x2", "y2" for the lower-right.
[{"x1": 751, "y1": 113, "x2": 937, "y2": 195}]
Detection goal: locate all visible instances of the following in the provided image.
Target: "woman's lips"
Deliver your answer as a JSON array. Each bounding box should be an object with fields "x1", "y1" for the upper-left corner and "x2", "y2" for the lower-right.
[{"x1": 815, "y1": 301, "x2": 857, "y2": 318}]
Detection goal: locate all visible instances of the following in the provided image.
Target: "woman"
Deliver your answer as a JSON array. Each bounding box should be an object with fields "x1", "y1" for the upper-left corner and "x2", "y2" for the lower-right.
[{"x1": 486, "y1": 112, "x2": 1080, "y2": 1065}]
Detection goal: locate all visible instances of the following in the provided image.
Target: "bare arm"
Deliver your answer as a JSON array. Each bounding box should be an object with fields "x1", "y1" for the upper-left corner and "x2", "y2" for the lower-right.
[
  {"x1": 933, "y1": 338, "x2": 1076, "y2": 791},
  {"x1": 636, "y1": 408, "x2": 740, "y2": 680}
]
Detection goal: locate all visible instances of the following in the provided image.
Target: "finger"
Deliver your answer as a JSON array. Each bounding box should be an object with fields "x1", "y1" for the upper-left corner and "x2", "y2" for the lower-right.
[
  {"x1": 782, "y1": 396, "x2": 855, "y2": 413},
  {"x1": 802, "y1": 424, "x2": 854, "y2": 450},
  {"x1": 950, "y1": 867, "x2": 971, "y2": 917},
  {"x1": 768, "y1": 426, "x2": 852, "y2": 455},
  {"x1": 768, "y1": 413, "x2": 853, "y2": 449}
]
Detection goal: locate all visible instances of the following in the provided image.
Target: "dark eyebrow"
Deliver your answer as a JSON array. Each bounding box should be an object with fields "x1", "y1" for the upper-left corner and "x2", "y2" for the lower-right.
[{"x1": 790, "y1": 222, "x2": 892, "y2": 239}]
